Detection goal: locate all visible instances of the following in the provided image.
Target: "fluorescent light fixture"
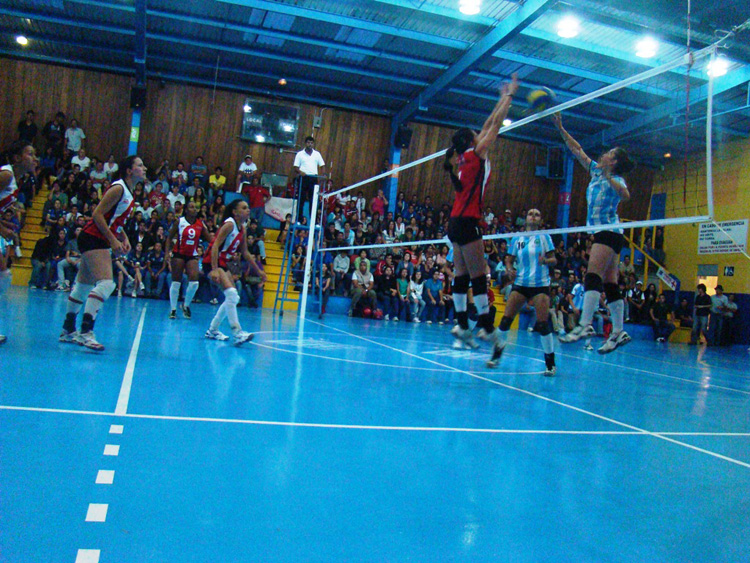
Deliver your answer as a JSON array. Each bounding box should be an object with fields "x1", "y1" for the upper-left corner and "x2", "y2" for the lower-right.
[
  {"x1": 502, "y1": 118, "x2": 512, "y2": 127},
  {"x1": 459, "y1": 0, "x2": 481, "y2": 16},
  {"x1": 663, "y1": 152, "x2": 671, "y2": 158},
  {"x1": 243, "y1": 104, "x2": 252, "y2": 113},
  {"x1": 16, "y1": 35, "x2": 29, "y2": 46},
  {"x1": 255, "y1": 135, "x2": 265, "y2": 143},
  {"x1": 556, "y1": 15, "x2": 580, "y2": 39},
  {"x1": 278, "y1": 78, "x2": 287, "y2": 86},
  {"x1": 706, "y1": 57, "x2": 729, "y2": 78},
  {"x1": 635, "y1": 36, "x2": 659, "y2": 58}
]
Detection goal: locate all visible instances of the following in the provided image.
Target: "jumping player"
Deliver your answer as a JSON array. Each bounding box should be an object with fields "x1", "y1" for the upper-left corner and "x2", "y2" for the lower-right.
[
  {"x1": 60, "y1": 155, "x2": 143, "y2": 350},
  {"x1": 490, "y1": 209, "x2": 557, "y2": 375},
  {"x1": 444, "y1": 73, "x2": 519, "y2": 366},
  {"x1": 0, "y1": 141, "x2": 39, "y2": 344},
  {"x1": 552, "y1": 113, "x2": 634, "y2": 353},
  {"x1": 165, "y1": 200, "x2": 212, "y2": 319},
  {"x1": 203, "y1": 199, "x2": 266, "y2": 345}
]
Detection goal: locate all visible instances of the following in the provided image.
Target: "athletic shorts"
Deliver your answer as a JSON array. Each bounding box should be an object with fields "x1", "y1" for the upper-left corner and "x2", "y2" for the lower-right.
[
  {"x1": 593, "y1": 230, "x2": 624, "y2": 254},
  {"x1": 77, "y1": 231, "x2": 111, "y2": 253},
  {"x1": 202, "y1": 260, "x2": 227, "y2": 277},
  {"x1": 448, "y1": 217, "x2": 482, "y2": 246},
  {"x1": 172, "y1": 252, "x2": 198, "y2": 263},
  {"x1": 511, "y1": 285, "x2": 550, "y2": 301}
]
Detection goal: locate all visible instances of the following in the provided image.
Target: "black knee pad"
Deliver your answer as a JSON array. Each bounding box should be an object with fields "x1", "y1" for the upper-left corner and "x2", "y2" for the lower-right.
[
  {"x1": 584, "y1": 272, "x2": 603, "y2": 292},
  {"x1": 471, "y1": 275, "x2": 487, "y2": 296},
  {"x1": 499, "y1": 316, "x2": 513, "y2": 331},
  {"x1": 604, "y1": 282, "x2": 622, "y2": 303},
  {"x1": 453, "y1": 274, "x2": 470, "y2": 295},
  {"x1": 534, "y1": 320, "x2": 552, "y2": 335}
]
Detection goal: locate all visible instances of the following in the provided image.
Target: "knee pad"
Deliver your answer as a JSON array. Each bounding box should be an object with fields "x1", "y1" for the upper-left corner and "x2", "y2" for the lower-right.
[
  {"x1": 499, "y1": 316, "x2": 513, "y2": 331},
  {"x1": 224, "y1": 287, "x2": 240, "y2": 306},
  {"x1": 90, "y1": 279, "x2": 116, "y2": 302},
  {"x1": 584, "y1": 272, "x2": 603, "y2": 292},
  {"x1": 534, "y1": 320, "x2": 552, "y2": 336},
  {"x1": 453, "y1": 274, "x2": 470, "y2": 295},
  {"x1": 69, "y1": 282, "x2": 94, "y2": 303},
  {"x1": 471, "y1": 275, "x2": 488, "y2": 296},
  {"x1": 604, "y1": 283, "x2": 622, "y2": 303}
]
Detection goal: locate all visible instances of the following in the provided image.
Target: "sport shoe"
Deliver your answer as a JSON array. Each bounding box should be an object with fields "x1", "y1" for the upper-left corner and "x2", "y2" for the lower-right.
[
  {"x1": 559, "y1": 324, "x2": 595, "y2": 343},
  {"x1": 451, "y1": 325, "x2": 479, "y2": 349},
  {"x1": 486, "y1": 340, "x2": 506, "y2": 368},
  {"x1": 76, "y1": 331, "x2": 105, "y2": 351},
  {"x1": 0, "y1": 334, "x2": 6, "y2": 345},
  {"x1": 656, "y1": 337, "x2": 665, "y2": 343},
  {"x1": 597, "y1": 330, "x2": 631, "y2": 355},
  {"x1": 169, "y1": 310, "x2": 177, "y2": 320},
  {"x1": 385, "y1": 314, "x2": 390, "y2": 321},
  {"x1": 204, "y1": 328, "x2": 229, "y2": 341},
  {"x1": 426, "y1": 320, "x2": 432, "y2": 324},
  {"x1": 476, "y1": 328, "x2": 490, "y2": 341},
  {"x1": 393, "y1": 317, "x2": 399, "y2": 322},
  {"x1": 59, "y1": 329, "x2": 79, "y2": 343},
  {"x1": 544, "y1": 352, "x2": 556, "y2": 377},
  {"x1": 182, "y1": 306, "x2": 192, "y2": 319},
  {"x1": 232, "y1": 330, "x2": 254, "y2": 346},
  {"x1": 413, "y1": 318, "x2": 421, "y2": 323},
  {"x1": 210, "y1": 298, "x2": 219, "y2": 305},
  {"x1": 583, "y1": 343, "x2": 594, "y2": 351}
]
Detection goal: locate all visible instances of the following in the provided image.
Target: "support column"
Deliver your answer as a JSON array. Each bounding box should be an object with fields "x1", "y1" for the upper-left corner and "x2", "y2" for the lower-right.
[
  {"x1": 556, "y1": 152, "x2": 574, "y2": 245},
  {"x1": 386, "y1": 141, "x2": 401, "y2": 215},
  {"x1": 129, "y1": 109, "x2": 141, "y2": 155}
]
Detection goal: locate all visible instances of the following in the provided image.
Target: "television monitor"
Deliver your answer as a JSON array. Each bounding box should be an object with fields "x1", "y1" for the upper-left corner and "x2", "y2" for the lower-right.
[{"x1": 240, "y1": 98, "x2": 299, "y2": 147}]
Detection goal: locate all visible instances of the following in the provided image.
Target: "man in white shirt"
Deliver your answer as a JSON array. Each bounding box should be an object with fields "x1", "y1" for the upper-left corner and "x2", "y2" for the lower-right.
[
  {"x1": 71, "y1": 149, "x2": 91, "y2": 172},
  {"x1": 293, "y1": 136, "x2": 326, "y2": 222},
  {"x1": 349, "y1": 260, "x2": 376, "y2": 316},
  {"x1": 236, "y1": 155, "x2": 257, "y2": 192},
  {"x1": 64, "y1": 119, "x2": 86, "y2": 152},
  {"x1": 166, "y1": 185, "x2": 186, "y2": 212},
  {"x1": 89, "y1": 161, "x2": 107, "y2": 188},
  {"x1": 171, "y1": 162, "x2": 188, "y2": 185}
]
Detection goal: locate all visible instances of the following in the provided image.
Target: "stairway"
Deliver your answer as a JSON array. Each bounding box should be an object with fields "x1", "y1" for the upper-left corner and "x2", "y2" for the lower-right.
[
  {"x1": 260, "y1": 228, "x2": 298, "y2": 312},
  {"x1": 11, "y1": 186, "x2": 50, "y2": 286}
]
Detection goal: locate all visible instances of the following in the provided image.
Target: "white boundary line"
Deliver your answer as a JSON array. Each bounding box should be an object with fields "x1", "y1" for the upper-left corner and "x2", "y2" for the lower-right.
[
  {"x1": 3, "y1": 405, "x2": 750, "y2": 437},
  {"x1": 306, "y1": 319, "x2": 750, "y2": 469},
  {"x1": 114, "y1": 305, "x2": 147, "y2": 416}
]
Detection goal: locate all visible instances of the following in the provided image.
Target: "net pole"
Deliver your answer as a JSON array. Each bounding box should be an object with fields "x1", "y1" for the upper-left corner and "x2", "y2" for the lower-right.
[
  {"x1": 299, "y1": 184, "x2": 320, "y2": 321},
  {"x1": 706, "y1": 47, "x2": 716, "y2": 219}
]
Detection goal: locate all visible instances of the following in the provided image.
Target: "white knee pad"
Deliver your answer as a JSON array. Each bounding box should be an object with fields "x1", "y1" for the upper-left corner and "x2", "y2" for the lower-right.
[
  {"x1": 90, "y1": 279, "x2": 117, "y2": 301},
  {"x1": 224, "y1": 287, "x2": 240, "y2": 306}
]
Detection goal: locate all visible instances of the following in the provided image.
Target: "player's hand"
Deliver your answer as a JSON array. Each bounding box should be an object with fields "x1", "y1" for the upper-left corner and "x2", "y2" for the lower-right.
[
  {"x1": 120, "y1": 237, "x2": 131, "y2": 254},
  {"x1": 209, "y1": 269, "x2": 222, "y2": 284},
  {"x1": 110, "y1": 239, "x2": 125, "y2": 255},
  {"x1": 260, "y1": 271, "x2": 268, "y2": 282},
  {"x1": 551, "y1": 113, "x2": 562, "y2": 128},
  {"x1": 505, "y1": 73, "x2": 519, "y2": 97},
  {"x1": 507, "y1": 269, "x2": 517, "y2": 283}
]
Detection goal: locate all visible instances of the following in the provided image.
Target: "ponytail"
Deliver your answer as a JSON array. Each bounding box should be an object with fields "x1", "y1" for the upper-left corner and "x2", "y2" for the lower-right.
[{"x1": 443, "y1": 128, "x2": 475, "y2": 192}]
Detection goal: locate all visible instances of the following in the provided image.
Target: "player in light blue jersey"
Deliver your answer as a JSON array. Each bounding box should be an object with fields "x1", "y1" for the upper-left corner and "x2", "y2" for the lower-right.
[
  {"x1": 488, "y1": 209, "x2": 557, "y2": 376},
  {"x1": 552, "y1": 113, "x2": 635, "y2": 354}
]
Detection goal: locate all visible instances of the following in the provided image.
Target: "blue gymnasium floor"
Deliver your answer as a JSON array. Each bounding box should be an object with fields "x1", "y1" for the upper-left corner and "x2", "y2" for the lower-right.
[{"x1": 2, "y1": 288, "x2": 750, "y2": 563}]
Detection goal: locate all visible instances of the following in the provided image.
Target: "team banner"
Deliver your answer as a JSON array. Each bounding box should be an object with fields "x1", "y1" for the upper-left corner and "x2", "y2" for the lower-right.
[
  {"x1": 698, "y1": 220, "x2": 748, "y2": 255},
  {"x1": 655, "y1": 268, "x2": 679, "y2": 291},
  {"x1": 264, "y1": 197, "x2": 297, "y2": 222}
]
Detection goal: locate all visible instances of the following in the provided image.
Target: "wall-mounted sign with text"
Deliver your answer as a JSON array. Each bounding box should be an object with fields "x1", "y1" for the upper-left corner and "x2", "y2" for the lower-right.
[{"x1": 698, "y1": 220, "x2": 748, "y2": 255}]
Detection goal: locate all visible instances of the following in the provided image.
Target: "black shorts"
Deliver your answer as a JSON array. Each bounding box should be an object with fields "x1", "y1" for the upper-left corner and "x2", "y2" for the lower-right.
[
  {"x1": 172, "y1": 252, "x2": 198, "y2": 263},
  {"x1": 77, "y1": 230, "x2": 111, "y2": 253},
  {"x1": 593, "y1": 230, "x2": 624, "y2": 254},
  {"x1": 511, "y1": 285, "x2": 550, "y2": 301},
  {"x1": 448, "y1": 217, "x2": 482, "y2": 246},
  {"x1": 202, "y1": 261, "x2": 227, "y2": 277}
]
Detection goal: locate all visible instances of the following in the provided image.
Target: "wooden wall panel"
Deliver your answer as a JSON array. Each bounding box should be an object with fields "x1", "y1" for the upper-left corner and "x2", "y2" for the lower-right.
[
  {"x1": 0, "y1": 57, "x2": 652, "y2": 226},
  {"x1": 0, "y1": 59, "x2": 132, "y2": 160}
]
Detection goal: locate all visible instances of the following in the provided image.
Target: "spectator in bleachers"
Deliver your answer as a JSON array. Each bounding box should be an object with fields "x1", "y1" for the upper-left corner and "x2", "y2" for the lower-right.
[
  {"x1": 42, "y1": 111, "x2": 66, "y2": 156},
  {"x1": 424, "y1": 268, "x2": 445, "y2": 325},
  {"x1": 103, "y1": 154, "x2": 118, "y2": 180},
  {"x1": 690, "y1": 284, "x2": 712, "y2": 345},
  {"x1": 722, "y1": 294, "x2": 739, "y2": 345},
  {"x1": 650, "y1": 293, "x2": 675, "y2": 342},
  {"x1": 376, "y1": 265, "x2": 399, "y2": 321},
  {"x1": 48, "y1": 228, "x2": 70, "y2": 289},
  {"x1": 332, "y1": 247, "x2": 351, "y2": 296},
  {"x1": 628, "y1": 280, "x2": 645, "y2": 323},
  {"x1": 55, "y1": 226, "x2": 81, "y2": 291},
  {"x1": 709, "y1": 285, "x2": 730, "y2": 346},
  {"x1": 166, "y1": 184, "x2": 185, "y2": 212},
  {"x1": 408, "y1": 270, "x2": 426, "y2": 322},
  {"x1": 144, "y1": 241, "x2": 167, "y2": 298},
  {"x1": 64, "y1": 119, "x2": 86, "y2": 153},
  {"x1": 246, "y1": 220, "x2": 266, "y2": 264},
  {"x1": 71, "y1": 148, "x2": 91, "y2": 173},
  {"x1": 17, "y1": 109, "x2": 38, "y2": 143},
  {"x1": 172, "y1": 162, "x2": 188, "y2": 186},
  {"x1": 237, "y1": 155, "x2": 257, "y2": 191},
  {"x1": 189, "y1": 156, "x2": 207, "y2": 187},
  {"x1": 208, "y1": 166, "x2": 226, "y2": 200},
  {"x1": 29, "y1": 234, "x2": 53, "y2": 289},
  {"x1": 674, "y1": 298, "x2": 693, "y2": 328},
  {"x1": 349, "y1": 259, "x2": 376, "y2": 316}
]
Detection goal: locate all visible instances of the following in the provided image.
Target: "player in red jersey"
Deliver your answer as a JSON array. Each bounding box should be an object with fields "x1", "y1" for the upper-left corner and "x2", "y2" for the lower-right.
[
  {"x1": 165, "y1": 200, "x2": 212, "y2": 319},
  {"x1": 60, "y1": 155, "x2": 145, "y2": 350},
  {"x1": 0, "y1": 141, "x2": 39, "y2": 345},
  {"x1": 443, "y1": 74, "x2": 518, "y2": 366},
  {"x1": 203, "y1": 199, "x2": 266, "y2": 345}
]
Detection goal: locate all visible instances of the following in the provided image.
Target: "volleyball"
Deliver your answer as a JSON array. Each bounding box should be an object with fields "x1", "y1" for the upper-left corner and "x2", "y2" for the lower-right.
[{"x1": 526, "y1": 87, "x2": 556, "y2": 113}]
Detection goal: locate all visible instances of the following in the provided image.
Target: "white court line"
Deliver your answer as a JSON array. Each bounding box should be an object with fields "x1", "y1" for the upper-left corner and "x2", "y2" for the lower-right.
[
  {"x1": 307, "y1": 319, "x2": 750, "y2": 469},
  {"x1": 95, "y1": 470, "x2": 114, "y2": 485},
  {"x1": 75, "y1": 549, "x2": 100, "y2": 563},
  {"x1": 109, "y1": 424, "x2": 123, "y2": 434},
  {"x1": 114, "y1": 305, "x2": 147, "y2": 415},
  {"x1": 85, "y1": 503, "x2": 108, "y2": 522},
  {"x1": 103, "y1": 444, "x2": 119, "y2": 456},
  {"x1": 3, "y1": 404, "x2": 750, "y2": 436}
]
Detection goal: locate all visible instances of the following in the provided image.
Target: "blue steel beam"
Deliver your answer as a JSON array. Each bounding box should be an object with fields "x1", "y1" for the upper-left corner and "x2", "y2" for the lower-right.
[
  {"x1": 391, "y1": 0, "x2": 555, "y2": 126},
  {"x1": 134, "y1": 0, "x2": 146, "y2": 85},
  {"x1": 64, "y1": 0, "x2": 447, "y2": 70},
  {"x1": 414, "y1": 115, "x2": 554, "y2": 146},
  {"x1": 215, "y1": 0, "x2": 469, "y2": 50},
  {"x1": 0, "y1": 48, "x2": 133, "y2": 76},
  {"x1": 583, "y1": 65, "x2": 750, "y2": 148},
  {"x1": 368, "y1": 0, "x2": 499, "y2": 27}
]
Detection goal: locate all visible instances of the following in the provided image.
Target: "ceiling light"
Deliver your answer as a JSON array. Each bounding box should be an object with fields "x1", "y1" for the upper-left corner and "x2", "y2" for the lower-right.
[
  {"x1": 502, "y1": 118, "x2": 512, "y2": 127},
  {"x1": 663, "y1": 152, "x2": 671, "y2": 158},
  {"x1": 255, "y1": 135, "x2": 265, "y2": 143},
  {"x1": 278, "y1": 78, "x2": 287, "y2": 86},
  {"x1": 635, "y1": 37, "x2": 659, "y2": 59},
  {"x1": 459, "y1": 0, "x2": 481, "y2": 16},
  {"x1": 556, "y1": 16, "x2": 580, "y2": 39},
  {"x1": 16, "y1": 35, "x2": 29, "y2": 46},
  {"x1": 243, "y1": 104, "x2": 252, "y2": 113},
  {"x1": 706, "y1": 57, "x2": 729, "y2": 78}
]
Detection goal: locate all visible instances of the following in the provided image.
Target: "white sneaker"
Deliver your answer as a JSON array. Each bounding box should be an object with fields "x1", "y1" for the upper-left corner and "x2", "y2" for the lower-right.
[
  {"x1": 14, "y1": 246, "x2": 22, "y2": 258},
  {"x1": 451, "y1": 325, "x2": 479, "y2": 349},
  {"x1": 597, "y1": 331, "x2": 631, "y2": 355},
  {"x1": 558, "y1": 329, "x2": 567, "y2": 337},
  {"x1": 583, "y1": 343, "x2": 594, "y2": 351},
  {"x1": 426, "y1": 320, "x2": 432, "y2": 324},
  {"x1": 527, "y1": 326, "x2": 534, "y2": 332},
  {"x1": 476, "y1": 328, "x2": 489, "y2": 341},
  {"x1": 413, "y1": 318, "x2": 421, "y2": 323},
  {"x1": 76, "y1": 331, "x2": 105, "y2": 351},
  {"x1": 559, "y1": 324, "x2": 595, "y2": 343},
  {"x1": 385, "y1": 314, "x2": 390, "y2": 321},
  {"x1": 393, "y1": 317, "x2": 399, "y2": 322},
  {"x1": 205, "y1": 328, "x2": 229, "y2": 341},
  {"x1": 59, "y1": 329, "x2": 79, "y2": 344},
  {"x1": 232, "y1": 330, "x2": 254, "y2": 346},
  {"x1": 210, "y1": 298, "x2": 219, "y2": 305},
  {"x1": 0, "y1": 334, "x2": 7, "y2": 345},
  {"x1": 656, "y1": 337, "x2": 665, "y2": 343},
  {"x1": 131, "y1": 290, "x2": 137, "y2": 298},
  {"x1": 486, "y1": 340, "x2": 506, "y2": 368}
]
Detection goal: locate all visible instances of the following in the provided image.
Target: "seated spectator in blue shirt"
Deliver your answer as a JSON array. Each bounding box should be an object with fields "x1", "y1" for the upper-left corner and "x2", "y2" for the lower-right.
[
  {"x1": 424, "y1": 269, "x2": 445, "y2": 325},
  {"x1": 144, "y1": 242, "x2": 167, "y2": 298}
]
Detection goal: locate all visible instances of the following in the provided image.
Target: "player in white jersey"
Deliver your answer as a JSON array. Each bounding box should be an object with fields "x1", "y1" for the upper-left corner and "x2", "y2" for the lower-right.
[
  {"x1": 553, "y1": 113, "x2": 635, "y2": 354},
  {"x1": 488, "y1": 209, "x2": 557, "y2": 375},
  {"x1": 60, "y1": 155, "x2": 145, "y2": 351},
  {"x1": 0, "y1": 141, "x2": 39, "y2": 345}
]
